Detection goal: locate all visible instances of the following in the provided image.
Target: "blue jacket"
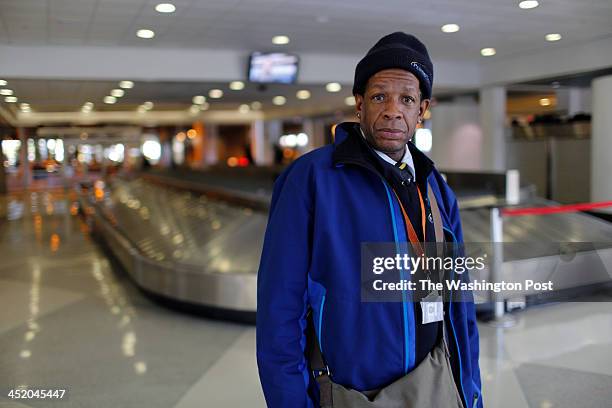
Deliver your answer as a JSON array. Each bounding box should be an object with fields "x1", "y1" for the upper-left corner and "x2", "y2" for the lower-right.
[{"x1": 257, "y1": 123, "x2": 483, "y2": 408}]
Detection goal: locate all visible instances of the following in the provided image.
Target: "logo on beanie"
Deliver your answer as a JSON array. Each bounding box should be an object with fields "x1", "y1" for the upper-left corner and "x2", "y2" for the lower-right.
[{"x1": 410, "y1": 61, "x2": 430, "y2": 85}]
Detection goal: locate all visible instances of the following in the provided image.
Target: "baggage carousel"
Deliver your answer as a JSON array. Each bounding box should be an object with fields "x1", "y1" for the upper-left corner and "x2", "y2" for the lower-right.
[{"x1": 80, "y1": 172, "x2": 612, "y2": 322}]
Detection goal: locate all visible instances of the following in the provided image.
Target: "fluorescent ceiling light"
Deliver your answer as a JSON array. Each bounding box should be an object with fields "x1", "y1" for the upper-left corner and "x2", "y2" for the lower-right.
[
  {"x1": 296, "y1": 90, "x2": 311, "y2": 100},
  {"x1": 209, "y1": 89, "x2": 223, "y2": 99},
  {"x1": 119, "y1": 81, "x2": 134, "y2": 89},
  {"x1": 272, "y1": 96, "x2": 286, "y2": 105},
  {"x1": 192, "y1": 95, "x2": 206, "y2": 104},
  {"x1": 0, "y1": 89, "x2": 13, "y2": 96},
  {"x1": 155, "y1": 3, "x2": 176, "y2": 13},
  {"x1": 111, "y1": 89, "x2": 125, "y2": 97},
  {"x1": 326, "y1": 82, "x2": 342, "y2": 92},
  {"x1": 0, "y1": 80, "x2": 6, "y2": 86},
  {"x1": 229, "y1": 81, "x2": 245, "y2": 90},
  {"x1": 104, "y1": 96, "x2": 117, "y2": 104},
  {"x1": 539, "y1": 98, "x2": 551, "y2": 106},
  {"x1": 5, "y1": 96, "x2": 18, "y2": 103},
  {"x1": 441, "y1": 24, "x2": 460, "y2": 33},
  {"x1": 518, "y1": 0, "x2": 539, "y2": 9},
  {"x1": 480, "y1": 47, "x2": 496, "y2": 56},
  {"x1": 272, "y1": 35, "x2": 290, "y2": 45},
  {"x1": 345, "y1": 96, "x2": 356, "y2": 106},
  {"x1": 545, "y1": 33, "x2": 562, "y2": 42},
  {"x1": 136, "y1": 29, "x2": 155, "y2": 39},
  {"x1": 143, "y1": 101, "x2": 154, "y2": 110}
]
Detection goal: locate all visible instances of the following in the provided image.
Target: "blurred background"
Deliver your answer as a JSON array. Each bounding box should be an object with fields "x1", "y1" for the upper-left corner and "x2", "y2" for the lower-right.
[{"x1": 1, "y1": 1, "x2": 611, "y2": 407}]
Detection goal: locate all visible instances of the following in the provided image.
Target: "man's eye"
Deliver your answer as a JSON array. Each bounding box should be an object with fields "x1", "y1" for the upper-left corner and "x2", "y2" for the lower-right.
[
  {"x1": 372, "y1": 94, "x2": 384, "y2": 102},
  {"x1": 403, "y1": 96, "x2": 416, "y2": 104}
]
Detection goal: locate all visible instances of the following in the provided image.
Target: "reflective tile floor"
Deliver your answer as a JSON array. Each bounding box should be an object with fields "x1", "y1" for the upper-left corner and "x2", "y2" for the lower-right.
[{"x1": 1, "y1": 190, "x2": 612, "y2": 408}]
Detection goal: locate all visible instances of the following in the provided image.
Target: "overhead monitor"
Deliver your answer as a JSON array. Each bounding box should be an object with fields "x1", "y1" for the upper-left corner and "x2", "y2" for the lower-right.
[{"x1": 248, "y1": 52, "x2": 299, "y2": 84}]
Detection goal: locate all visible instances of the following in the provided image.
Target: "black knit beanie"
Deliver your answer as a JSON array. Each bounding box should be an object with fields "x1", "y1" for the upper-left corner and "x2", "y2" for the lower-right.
[{"x1": 352, "y1": 32, "x2": 434, "y2": 100}]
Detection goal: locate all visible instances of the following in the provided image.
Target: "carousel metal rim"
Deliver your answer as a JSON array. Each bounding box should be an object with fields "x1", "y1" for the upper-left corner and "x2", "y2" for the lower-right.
[{"x1": 82, "y1": 195, "x2": 258, "y2": 318}]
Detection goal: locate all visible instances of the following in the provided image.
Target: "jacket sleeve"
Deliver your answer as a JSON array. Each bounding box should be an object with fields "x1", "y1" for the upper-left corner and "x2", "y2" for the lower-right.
[
  {"x1": 256, "y1": 168, "x2": 315, "y2": 408},
  {"x1": 448, "y1": 192, "x2": 484, "y2": 408}
]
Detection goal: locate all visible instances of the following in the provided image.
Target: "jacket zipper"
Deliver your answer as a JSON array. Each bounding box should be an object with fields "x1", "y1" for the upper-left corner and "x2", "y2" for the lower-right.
[
  {"x1": 317, "y1": 294, "x2": 326, "y2": 357},
  {"x1": 336, "y1": 159, "x2": 414, "y2": 374}
]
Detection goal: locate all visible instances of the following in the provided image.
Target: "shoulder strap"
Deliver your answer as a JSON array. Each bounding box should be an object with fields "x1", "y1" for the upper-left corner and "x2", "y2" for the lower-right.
[{"x1": 427, "y1": 182, "x2": 444, "y2": 244}]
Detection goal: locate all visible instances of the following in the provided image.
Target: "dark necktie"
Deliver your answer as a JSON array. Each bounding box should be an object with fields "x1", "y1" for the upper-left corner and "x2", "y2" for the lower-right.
[{"x1": 394, "y1": 161, "x2": 414, "y2": 185}]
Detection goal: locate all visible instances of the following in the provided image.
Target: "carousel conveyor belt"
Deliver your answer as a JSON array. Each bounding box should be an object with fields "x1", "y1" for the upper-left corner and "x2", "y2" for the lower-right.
[{"x1": 80, "y1": 174, "x2": 612, "y2": 321}]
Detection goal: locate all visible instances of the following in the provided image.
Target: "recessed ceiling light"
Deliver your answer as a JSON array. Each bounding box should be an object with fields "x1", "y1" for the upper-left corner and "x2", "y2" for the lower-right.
[
  {"x1": 155, "y1": 3, "x2": 176, "y2": 13},
  {"x1": 441, "y1": 24, "x2": 460, "y2": 33},
  {"x1": 136, "y1": 29, "x2": 155, "y2": 39},
  {"x1": 539, "y1": 97, "x2": 551, "y2": 106},
  {"x1": 326, "y1": 82, "x2": 342, "y2": 92},
  {"x1": 104, "y1": 96, "x2": 117, "y2": 104},
  {"x1": 137, "y1": 106, "x2": 147, "y2": 114},
  {"x1": 0, "y1": 89, "x2": 13, "y2": 96},
  {"x1": 5, "y1": 96, "x2": 18, "y2": 103},
  {"x1": 296, "y1": 90, "x2": 311, "y2": 100},
  {"x1": 480, "y1": 47, "x2": 496, "y2": 57},
  {"x1": 192, "y1": 95, "x2": 206, "y2": 104},
  {"x1": 272, "y1": 35, "x2": 290, "y2": 45},
  {"x1": 111, "y1": 89, "x2": 125, "y2": 97},
  {"x1": 345, "y1": 96, "x2": 356, "y2": 106},
  {"x1": 545, "y1": 33, "x2": 562, "y2": 42},
  {"x1": 250, "y1": 101, "x2": 262, "y2": 110},
  {"x1": 119, "y1": 81, "x2": 134, "y2": 89},
  {"x1": 239, "y1": 104, "x2": 250, "y2": 113},
  {"x1": 272, "y1": 96, "x2": 286, "y2": 105},
  {"x1": 229, "y1": 81, "x2": 245, "y2": 90},
  {"x1": 189, "y1": 105, "x2": 201, "y2": 115},
  {"x1": 201, "y1": 102, "x2": 210, "y2": 110},
  {"x1": 518, "y1": 0, "x2": 539, "y2": 9},
  {"x1": 143, "y1": 101, "x2": 154, "y2": 110},
  {"x1": 209, "y1": 89, "x2": 223, "y2": 99},
  {"x1": 0, "y1": 80, "x2": 6, "y2": 86}
]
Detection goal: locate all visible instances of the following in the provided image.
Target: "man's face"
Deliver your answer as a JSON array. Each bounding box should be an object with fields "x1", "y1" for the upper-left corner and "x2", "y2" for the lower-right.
[{"x1": 355, "y1": 69, "x2": 430, "y2": 160}]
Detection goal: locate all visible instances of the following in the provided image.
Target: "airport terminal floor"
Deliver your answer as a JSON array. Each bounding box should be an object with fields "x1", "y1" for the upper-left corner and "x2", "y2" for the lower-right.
[{"x1": 1, "y1": 188, "x2": 612, "y2": 408}]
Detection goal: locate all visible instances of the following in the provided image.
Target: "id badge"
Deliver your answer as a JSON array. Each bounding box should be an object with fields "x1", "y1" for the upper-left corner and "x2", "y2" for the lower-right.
[{"x1": 420, "y1": 291, "x2": 443, "y2": 324}]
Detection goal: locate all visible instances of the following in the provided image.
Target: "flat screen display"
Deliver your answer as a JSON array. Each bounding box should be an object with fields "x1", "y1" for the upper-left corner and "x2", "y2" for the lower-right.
[{"x1": 248, "y1": 52, "x2": 299, "y2": 84}]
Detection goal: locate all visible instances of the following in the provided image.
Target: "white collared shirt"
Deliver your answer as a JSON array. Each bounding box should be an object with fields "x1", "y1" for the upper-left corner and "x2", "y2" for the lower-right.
[{"x1": 360, "y1": 127, "x2": 416, "y2": 179}]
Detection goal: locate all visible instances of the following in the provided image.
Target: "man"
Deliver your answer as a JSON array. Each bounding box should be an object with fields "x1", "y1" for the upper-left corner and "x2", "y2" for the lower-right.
[{"x1": 257, "y1": 32, "x2": 482, "y2": 408}]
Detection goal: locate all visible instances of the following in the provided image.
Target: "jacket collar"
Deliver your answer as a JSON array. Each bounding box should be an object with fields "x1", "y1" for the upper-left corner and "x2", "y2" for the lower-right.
[{"x1": 332, "y1": 122, "x2": 435, "y2": 182}]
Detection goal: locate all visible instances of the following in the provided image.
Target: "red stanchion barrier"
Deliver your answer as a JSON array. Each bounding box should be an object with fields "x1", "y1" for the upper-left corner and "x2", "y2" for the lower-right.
[{"x1": 501, "y1": 200, "x2": 612, "y2": 217}]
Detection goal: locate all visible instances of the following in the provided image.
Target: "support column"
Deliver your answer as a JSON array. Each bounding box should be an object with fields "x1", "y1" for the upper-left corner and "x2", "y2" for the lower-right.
[
  {"x1": 265, "y1": 120, "x2": 283, "y2": 165},
  {"x1": 591, "y1": 75, "x2": 612, "y2": 212},
  {"x1": 203, "y1": 124, "x2": 218, "y2": 166},
  {"x1": 556, "y1": 87, "x2": 592, "y2": 116},
  {"x1": 249, "y1": 119, "x2": 270, "y2": 166},
  {"x1": 18, "y1": 127, "x2": 31, "y2": 189},
  {"x1": 479, "y1": 86, "x2": 507, "y2": 172}
]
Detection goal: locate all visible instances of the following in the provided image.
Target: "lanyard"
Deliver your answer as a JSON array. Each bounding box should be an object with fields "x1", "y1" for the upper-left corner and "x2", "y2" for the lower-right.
[{"x1": 391, "y1": 186, "x2": 426, "y2": 257}]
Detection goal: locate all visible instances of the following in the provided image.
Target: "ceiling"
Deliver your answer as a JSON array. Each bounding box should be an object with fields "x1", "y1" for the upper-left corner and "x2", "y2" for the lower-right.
[
  {"x1": 0, "y1": 0, "x2": 611, "y2": 120},
  {"x1": 1, "y1": 78, "x2": 355, "y2": 113},
  {"x1": 1, "y1": 0, "x2": 611, "y2": 59}
]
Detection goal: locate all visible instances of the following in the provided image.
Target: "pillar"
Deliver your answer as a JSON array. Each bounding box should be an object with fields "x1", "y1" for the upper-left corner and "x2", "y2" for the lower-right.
[
  {"x1": 479, "y1": 86, "x2": 507, "y2": 172},
  {"x1": 591, "y1": 75, "x2": 612, "y2": 212}
]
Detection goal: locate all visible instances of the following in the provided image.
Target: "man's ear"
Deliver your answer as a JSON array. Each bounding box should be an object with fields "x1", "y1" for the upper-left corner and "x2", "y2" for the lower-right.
[
  {"x1": 355, "y1": 94, "x2": 364, "y2": 117},
  {"x1": 419, "y1": 99, "x2": 431, "y2": 122}
]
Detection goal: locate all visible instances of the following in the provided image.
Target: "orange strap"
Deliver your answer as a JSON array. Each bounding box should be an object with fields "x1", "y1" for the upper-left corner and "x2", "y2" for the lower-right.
[{"x1": 391, "y1": 186, "x2": 427, "y2": 257}]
